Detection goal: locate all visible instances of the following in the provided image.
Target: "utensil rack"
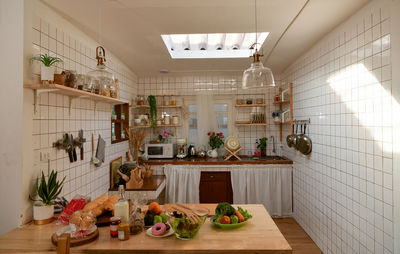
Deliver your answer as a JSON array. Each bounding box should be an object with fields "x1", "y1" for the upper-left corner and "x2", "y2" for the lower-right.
[
  {"x1": 293, "y1": 119, "x2": 310, "y2": 125},
  {"x1": 275, "y1": 83, "x2": 293, "y2": 141}
]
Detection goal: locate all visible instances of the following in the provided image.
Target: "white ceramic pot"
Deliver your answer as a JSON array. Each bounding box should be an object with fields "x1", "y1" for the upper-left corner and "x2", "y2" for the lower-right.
[
  {"x1": 41, "y1": 66, "x2": 54, "y2": 82},
  {"x1": 207, "y1": 148, "x2": 218, "y2": 158},
  {"x1": 33, "y1": 203, "x2": 54, "y2": 221}
]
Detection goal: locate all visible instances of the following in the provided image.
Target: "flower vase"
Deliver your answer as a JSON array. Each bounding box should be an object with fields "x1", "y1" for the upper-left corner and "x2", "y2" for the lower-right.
[{"x1": 207, "y1": 148, "x2": 218, "y2": 158}]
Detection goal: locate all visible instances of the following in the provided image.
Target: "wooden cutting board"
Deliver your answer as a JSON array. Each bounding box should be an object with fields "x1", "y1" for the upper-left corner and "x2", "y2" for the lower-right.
[
  {"x1": 162, "y1": 203, "x2": 217, "y2": 217},
  {"x1": 51, "y1": 229, "x2": 99, "y2": 247}
]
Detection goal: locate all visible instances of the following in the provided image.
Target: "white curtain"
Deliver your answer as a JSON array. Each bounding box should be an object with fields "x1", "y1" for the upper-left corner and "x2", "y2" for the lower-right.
[
  {"x1": 195, "y1": 93, "x2": 217, "y2": 148},
  {"x1": 230, "y1": 165, "x2": 292, "y2": 217},
  {"x1": 164, "y1": 165, "x2": 201, "y2": 203}
]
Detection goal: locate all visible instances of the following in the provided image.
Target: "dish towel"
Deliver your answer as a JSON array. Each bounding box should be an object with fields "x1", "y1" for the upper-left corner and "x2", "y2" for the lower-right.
[
  {"x1": 164, "y1": 165, "x2": 201, "y2": 203},
  {"x1": 95, "y1": 135, "x2": 105, "y2": 167}
]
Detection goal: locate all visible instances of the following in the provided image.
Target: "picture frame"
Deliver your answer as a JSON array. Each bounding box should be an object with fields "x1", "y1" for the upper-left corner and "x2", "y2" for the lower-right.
[{"x1": 110, "y1": 156, "x2": 122, "y2": 190}]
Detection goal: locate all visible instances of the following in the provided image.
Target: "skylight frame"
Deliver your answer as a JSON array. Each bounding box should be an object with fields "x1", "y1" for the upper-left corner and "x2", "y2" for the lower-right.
[{"x1": 161, "y1": 32, "x2": 269, "y2": 59}]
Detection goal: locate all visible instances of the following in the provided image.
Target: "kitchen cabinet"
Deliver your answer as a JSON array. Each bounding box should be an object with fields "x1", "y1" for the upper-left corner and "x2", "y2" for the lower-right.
[{"x1": 199, "y1": 172, "x2": 233, "y2": 203}]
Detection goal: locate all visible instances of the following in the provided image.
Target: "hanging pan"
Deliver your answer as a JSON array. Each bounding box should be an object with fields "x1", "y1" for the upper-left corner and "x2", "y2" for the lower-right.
[
  {"x1": 296, "y1": 123, "x2": 312, "y2": 155},
  {"x1": 293, "y1": 124, "x2": 302, "y2": 150},
  {"x1": 286, "y1": 123, "x2": 295, "y2": 147}
]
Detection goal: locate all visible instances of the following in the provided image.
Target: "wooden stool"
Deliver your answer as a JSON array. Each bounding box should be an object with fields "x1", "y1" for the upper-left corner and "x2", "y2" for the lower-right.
[{"x1": 224, "y1": 145, "x2": 242, "y2": 161}]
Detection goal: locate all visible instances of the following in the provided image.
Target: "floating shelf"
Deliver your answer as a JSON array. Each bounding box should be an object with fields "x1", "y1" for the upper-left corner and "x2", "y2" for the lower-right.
[
  {"x1": 273, "y1": 100, "x2": 290, "y2": 105},
  {"x1": 131, "y1": 124, "x2": 182, "y2": 129},
  {"x1": 235, "y1": 104, "x2": 267, "y2": 107},
  {"x1": 235, "y1": 123, "x2": 267, "y2": 126},
  {"x1": 274, "y1": 121, "x2": 291, "y2": 124},
  {"x1": 24, "y1": 84, "x2": 128, "y2": 114},
  {"x1": 132, "y1": 105, "x2": 183, "y2": 109}
]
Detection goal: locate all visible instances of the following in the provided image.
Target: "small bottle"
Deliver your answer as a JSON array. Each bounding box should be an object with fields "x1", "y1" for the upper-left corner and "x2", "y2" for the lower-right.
[{"x1": 114, "y1": 185, "x2": 129, "y2": 223}]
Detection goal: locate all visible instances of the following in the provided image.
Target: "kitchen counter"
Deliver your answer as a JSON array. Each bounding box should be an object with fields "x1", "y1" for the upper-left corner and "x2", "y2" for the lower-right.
[
  {"x1": 0, "y1": 204, "x2": 292, "y2": 254},
  {"x1": 143, "y1": 156, "x2": 293, "y2": 165}
]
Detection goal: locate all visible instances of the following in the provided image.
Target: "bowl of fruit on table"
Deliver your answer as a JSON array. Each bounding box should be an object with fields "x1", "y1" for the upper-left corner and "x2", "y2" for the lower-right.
[{"x1": 210, "y1": 202, "x2": 252, "y2": 229}]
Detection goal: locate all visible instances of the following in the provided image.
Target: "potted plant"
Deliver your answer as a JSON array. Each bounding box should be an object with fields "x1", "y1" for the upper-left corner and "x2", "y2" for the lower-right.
[
  {"x1": 30, "y1": 54, "x2": 63, "y2": 84},
  {"x1": 30, "y1": 170, "x2": 65, "y2": 224},
  {"x1": 256, "y1": 137, "x2": 268, "y2": 157},
  {"x1": 207, "y1": 132, "x2": 225, "y2": 158},
  {"x1": 147, "y1": 95, "x2": 157, "y2": 131}
]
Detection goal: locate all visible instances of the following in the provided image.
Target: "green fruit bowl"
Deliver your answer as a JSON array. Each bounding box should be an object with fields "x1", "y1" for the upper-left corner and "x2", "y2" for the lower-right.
[{"x1": 210, "y1": 216, "x2": 251, "y2": 229}]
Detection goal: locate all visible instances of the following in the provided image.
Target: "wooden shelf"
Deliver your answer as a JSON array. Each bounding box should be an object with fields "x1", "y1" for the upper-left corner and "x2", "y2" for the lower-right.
[
  {"x1": 131, "y1": 124, "x2": 182, "y2": 129},
  {"x1": 25, "y1": 83, "x2": 128, "y2": 114},
  {"x1": 274, "y1": 121, "x2": 291, "y2": 124},
  {"x1": 235, "y1": 104, "x2": 267, "y2": 107},
  {"x1": 273, "y1": 100, "x2": 290, "y2": 105},
  {"x1": 132, "y1": 105, "x2": 183, "y2": 109},
  {"x1": 235, "y1": 123, "x2": 267, "y2": 126}
]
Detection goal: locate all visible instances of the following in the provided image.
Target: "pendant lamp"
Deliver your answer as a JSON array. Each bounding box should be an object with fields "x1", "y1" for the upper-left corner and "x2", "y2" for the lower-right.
[{"x1": 242, "y1": 0, "x2": 275, "y2": 89}]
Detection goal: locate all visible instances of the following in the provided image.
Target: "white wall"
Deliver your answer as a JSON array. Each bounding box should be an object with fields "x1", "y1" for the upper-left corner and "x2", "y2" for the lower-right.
[
  {"x1": 280, "y1": 0, "x2": 398, "y2": 253},
  {"x1": 21, "y1": 0, "x2": 138, "y2": 224},
  {"x1": 0, "y1": 0, "x2": 24, "y2": 234}
]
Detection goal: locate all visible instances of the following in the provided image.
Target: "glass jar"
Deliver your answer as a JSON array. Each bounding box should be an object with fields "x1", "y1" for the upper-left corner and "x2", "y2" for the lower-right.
[
  {"x1": 76, "y1": 74, "x2": 85, "y2": 90},
  {"x1": 246, "y1": 98, "x2": 253, "y2": 104},
  {"x1": 92, "y1": 79, "x2": 101, "y2": 94},
  {"x1": 236, "y1": 99, "x2": 244, "y2": 105},
  {"x1": 110, "y1": 216, "x2": 121, "y2": 238},
  {"x1": 137, "y1": 95, "x2": 145, "y2": 105},
  {"x1": 64, "y1": 70, "x2": 77, "y2": 88},
  {"x1": 117, "y1": 222, "x2": 130, "y2": 241},
  {"x1": 83, "y1": 76, "x2": 93, "y2": 92},
  {"x1": 110, "y1": 79, "x2": 117, "y2": 98},
  {"x1": 256, "y1": 98, "x2": 264, "y2": 104},
  {"x1": 170, "y1": 95, "x2": 176, "y2": 105},
  {"x1": 86, "y1": 46, "x2": 115, "y2": 96}
]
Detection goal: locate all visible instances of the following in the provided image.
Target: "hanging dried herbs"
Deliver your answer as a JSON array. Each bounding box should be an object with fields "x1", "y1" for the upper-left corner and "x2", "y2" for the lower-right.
[{"x1": 147, "y1": 95, "x2": 157, "y2": 131}]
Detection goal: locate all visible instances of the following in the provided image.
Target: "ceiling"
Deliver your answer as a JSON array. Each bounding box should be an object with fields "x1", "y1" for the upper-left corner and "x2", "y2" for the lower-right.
[{"x1": 42, "y1": 0, "x2": 369, "y2": 76}]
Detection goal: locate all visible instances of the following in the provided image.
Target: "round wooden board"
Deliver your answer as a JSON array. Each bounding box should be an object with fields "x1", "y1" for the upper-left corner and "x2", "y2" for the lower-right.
[
  {"x1": 96, "y1": 211, "x2": 113, "y2": 226},
  {"x1": 51, "y1": 229, "x2": 99, "y2": 247}
]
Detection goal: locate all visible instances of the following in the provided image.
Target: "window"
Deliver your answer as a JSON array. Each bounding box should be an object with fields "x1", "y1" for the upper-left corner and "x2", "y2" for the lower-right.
[{"x1": 188, "y1": 103, "x2": 229, "y2": 143}]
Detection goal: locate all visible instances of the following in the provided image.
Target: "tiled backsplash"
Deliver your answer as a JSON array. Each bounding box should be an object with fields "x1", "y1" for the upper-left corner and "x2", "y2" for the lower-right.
[
  {"x1": 137, "y1": 74, "x2": 283, "y2": 156},
  {"x1": 27, "y1": 13, "x2": 137, "y2": 211},
  {"x1": 280, "y1": 1, "x2": 394, "y2": 253}
]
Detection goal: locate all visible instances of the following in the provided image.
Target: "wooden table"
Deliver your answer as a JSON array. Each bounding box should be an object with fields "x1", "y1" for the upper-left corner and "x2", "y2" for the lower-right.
[{"x1": 0, "y1": 204, "x2": 292, "y2": 254}]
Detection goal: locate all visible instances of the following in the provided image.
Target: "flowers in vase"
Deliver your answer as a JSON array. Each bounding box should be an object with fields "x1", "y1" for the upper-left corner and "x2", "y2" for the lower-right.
[
  {"x1": 207, "y1": 131, "x2": 225, "y2": 149},
  {"x1": 158, "y1": 129, "x2": 174, "y2": 143}
]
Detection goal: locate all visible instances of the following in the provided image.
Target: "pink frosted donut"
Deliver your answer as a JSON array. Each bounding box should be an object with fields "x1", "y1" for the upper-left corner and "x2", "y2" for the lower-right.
[{"x1": 152, "y1": 223, "x2": 166, "y2": 236}]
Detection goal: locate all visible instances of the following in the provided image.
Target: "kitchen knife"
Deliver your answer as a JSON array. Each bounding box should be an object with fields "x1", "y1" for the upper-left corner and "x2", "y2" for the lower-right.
[
  {"x1": 71, "y1": 134, "x2": 77, "y2": 162},
  {"x1": 65, "y1": 133, "x2": 74, "y2": 163},
  {"x1": 78, "y1": 129, "x2": 85, "y2": 160}
]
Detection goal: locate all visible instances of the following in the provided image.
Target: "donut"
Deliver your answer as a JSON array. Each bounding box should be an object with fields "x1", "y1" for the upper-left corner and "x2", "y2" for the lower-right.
[{"x1": 152, "y1": 223, "x2": 166, "y2": 236}]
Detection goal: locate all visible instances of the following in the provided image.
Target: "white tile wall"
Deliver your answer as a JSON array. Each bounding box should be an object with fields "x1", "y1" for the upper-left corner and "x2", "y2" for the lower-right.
[
  {"x1": 29, "y1": 16, "x2": 137, "y2": 201},
  {"x1": 137, "y1": 73, "x2": 283, "y2": 156},
  {"x1": 280, "y1": 1, "x2": 394, "y2": 253}
]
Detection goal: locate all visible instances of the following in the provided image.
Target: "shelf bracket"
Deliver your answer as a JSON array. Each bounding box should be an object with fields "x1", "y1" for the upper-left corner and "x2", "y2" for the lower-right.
[
  {"x1": 68, "y1": 96, "x2": 80, "y2": 116},
  {"x1": 33, "y1": 88, "x2": 59, "y2": 114}
]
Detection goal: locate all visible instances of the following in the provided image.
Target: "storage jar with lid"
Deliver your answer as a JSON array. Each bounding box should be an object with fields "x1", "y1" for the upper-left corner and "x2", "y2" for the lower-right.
[
  {"x1": 86, "y1": 46, "x2": 114, "y2": 96},
  {"x1": 110, "y1": 216, "x2": 121, "y2": 238}
]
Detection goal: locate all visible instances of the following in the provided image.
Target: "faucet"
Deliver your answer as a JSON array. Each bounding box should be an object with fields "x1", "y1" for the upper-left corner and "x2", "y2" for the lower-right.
[{"x1": 270, "y1": 136, "x2": 276, "y2": 154}]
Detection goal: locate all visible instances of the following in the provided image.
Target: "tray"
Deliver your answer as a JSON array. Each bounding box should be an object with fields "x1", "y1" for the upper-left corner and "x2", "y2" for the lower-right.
[{"x1": 51, "y1": 229, "x2": 99, "y2": 247}]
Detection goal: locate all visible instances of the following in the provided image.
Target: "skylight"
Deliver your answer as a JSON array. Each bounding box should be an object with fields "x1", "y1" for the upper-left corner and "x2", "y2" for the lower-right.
[{"x1": 161, "y1": 32, "x2": 269, "y2": 59}]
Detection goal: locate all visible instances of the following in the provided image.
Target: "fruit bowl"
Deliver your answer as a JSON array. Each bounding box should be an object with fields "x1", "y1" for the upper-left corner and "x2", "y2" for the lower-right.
[
  {"x1": 168, "y1": 207, "x2": 209, "y2": 240},
  {"x1": 210, "y1": 216, "x2": 251, "y2": 229}
]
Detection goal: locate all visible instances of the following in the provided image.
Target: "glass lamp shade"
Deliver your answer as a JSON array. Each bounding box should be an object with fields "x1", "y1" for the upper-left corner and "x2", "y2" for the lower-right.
[
  {"x1": 85, "y1": 46, "x2": 115, "y2": 94},
  {"x1": 242, "y1": 61, "x2": 275, "y2": 89}
]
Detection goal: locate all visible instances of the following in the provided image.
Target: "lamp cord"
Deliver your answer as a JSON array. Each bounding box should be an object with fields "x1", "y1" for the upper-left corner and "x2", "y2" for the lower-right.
[{"x1": 254, "y1": 0, "x2": 258, "y2": 52}]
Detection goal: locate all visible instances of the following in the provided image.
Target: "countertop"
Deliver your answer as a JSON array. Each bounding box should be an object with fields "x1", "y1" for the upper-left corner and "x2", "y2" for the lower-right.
[
  {"x1": 0, "y1": 204, "x2": 292, "y2": 254},
  {"x1": 143, "y1": 156, "x2": 293, "y2": 165}
]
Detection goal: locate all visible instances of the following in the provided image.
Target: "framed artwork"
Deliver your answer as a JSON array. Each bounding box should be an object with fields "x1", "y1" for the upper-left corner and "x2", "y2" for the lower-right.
[{"x1": 110, "y1": 156, "x2": 122, "y2": 190}]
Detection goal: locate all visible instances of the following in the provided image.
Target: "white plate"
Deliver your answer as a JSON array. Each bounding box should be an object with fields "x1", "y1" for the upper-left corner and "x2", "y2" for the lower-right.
[{"x1": 146, "y1": 226, "x2": 174, "y2": 238}]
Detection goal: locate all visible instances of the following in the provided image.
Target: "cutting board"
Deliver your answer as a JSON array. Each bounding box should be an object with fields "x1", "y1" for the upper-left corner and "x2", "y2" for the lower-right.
[
  {"x1": 51, "y1": 229, "x2": 99, "y2": 247},
  {"x1": 162, "y1": 204, "x2": 217, "y2": 217}
]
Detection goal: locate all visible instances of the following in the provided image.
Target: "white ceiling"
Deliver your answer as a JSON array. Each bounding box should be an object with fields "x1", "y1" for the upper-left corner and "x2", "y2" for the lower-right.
[{"x1": 42, "y1": 0, "x2": 369, "y2": 76}]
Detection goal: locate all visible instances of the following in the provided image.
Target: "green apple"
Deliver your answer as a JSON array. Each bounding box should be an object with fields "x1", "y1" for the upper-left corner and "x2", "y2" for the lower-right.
[
  {"x1": 160, "y1": 212, "x2": 168, "y2": 223},
  {"x1": 153, "y1": 215, "x2": 162, "y2": 224}
]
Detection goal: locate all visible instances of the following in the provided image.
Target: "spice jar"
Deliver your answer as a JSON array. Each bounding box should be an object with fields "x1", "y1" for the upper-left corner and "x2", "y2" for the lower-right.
[
  {"x1": 236, "y1": 99, "x2": 244, "y2": 105},
  {"x1": 76, "y1": 74, "x2": 85, "y2": 90},
  {"x1": 64, "y1": 70, "x2": 77, "y2": 88},
  {"x1": 110, "y1": 216, "x2": 121, "y2": 238},
  {"x1": 118, "y1": 222, "x2": 130, "y2": 241},
  {"x1": 246, "y1": 98, "x2": 253, "y2": 104},
  {"x1": 256, "y1": 98, "x2": 264, "y2": 104},
  {"x1": 170, "y1": 95, "x2": 176, "y2": 106}
]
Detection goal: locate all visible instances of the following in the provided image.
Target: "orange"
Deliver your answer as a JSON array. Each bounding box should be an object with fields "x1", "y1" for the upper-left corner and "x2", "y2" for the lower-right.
[{"x1": 148, "y1": 202, "x2": 161, "y2": 215}]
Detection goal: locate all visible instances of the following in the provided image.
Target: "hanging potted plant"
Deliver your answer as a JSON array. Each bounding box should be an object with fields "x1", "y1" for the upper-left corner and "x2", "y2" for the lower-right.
[
  {"x1": 147, "y1": 95, "x2": 157, "y2": 131},
  {"x1": 256, "y1": 137, "x2": 268, "y2": 157},
  {"x1": 29, "y1": 170, "x2": 65, "y2": 224},
  {"x1": 30, "y1": 54, "x2": 63, "y2": 84}
]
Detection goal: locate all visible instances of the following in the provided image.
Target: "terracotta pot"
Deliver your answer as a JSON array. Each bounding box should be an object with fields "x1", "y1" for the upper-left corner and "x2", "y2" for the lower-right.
[{"x1": 40, "y1": 66, "x2": 54, "y2": 83}]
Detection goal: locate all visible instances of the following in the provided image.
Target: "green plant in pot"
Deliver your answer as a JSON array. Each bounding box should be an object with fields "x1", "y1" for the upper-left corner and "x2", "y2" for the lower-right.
[
  {"x1": 30, "y1": 54, "x2": 63, "y2": 84},
  {"x1": 256, "y1": 137, "x2": 268, "y2": 157},
  {"x1": 29, "y1": 170, "x2": 65, "y2": 224},
  {"x1": 147, "y1": 95, "x2": 157, "y2": 131}
]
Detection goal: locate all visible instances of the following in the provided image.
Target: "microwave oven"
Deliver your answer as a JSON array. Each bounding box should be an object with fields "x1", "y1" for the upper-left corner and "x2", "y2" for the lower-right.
[{"x1": 145, "y1": 143, "x2": 174, "y2": 159}]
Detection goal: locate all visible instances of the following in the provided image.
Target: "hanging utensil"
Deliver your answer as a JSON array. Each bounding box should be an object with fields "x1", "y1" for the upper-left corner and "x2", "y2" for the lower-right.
[
  {"x1": 91, "y1": 134, "x2": 100, "y2": 165},
  {"x1": 71, "y1": 134, "x2": 77, "y2": 162},
  {"x1": 297, "y1": 123, "x2": 312, "y2": 155},
  {"x1": 65, "y1": 134, "x2": 74, "y2": 163},
  {"x1": 286, "y1": 123, "x2": 295, "y2": 147},
  {"x1": 78, "y1": 129, "x2": 86, "y2": 160},
  {"x1": 293, "y1": 124, "x2": 302, "y2": 150}
]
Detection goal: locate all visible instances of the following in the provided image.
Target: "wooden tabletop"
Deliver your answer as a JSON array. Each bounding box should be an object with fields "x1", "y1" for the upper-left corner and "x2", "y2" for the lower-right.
[
  {"x1": 0, "y1": 204, "x2": 292, "y2": 254},
  {"x1": 143, "y1": 156, "x2": 293, "y2": 165}
]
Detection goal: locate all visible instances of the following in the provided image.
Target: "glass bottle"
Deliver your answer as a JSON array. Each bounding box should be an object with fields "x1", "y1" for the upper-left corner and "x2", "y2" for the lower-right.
[{"x1": 114, "y1": 185, "x2": 129, "y2": 223}]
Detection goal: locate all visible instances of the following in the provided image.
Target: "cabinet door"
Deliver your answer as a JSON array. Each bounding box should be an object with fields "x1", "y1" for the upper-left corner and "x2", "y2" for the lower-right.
[{"x1": 199, "y1": 172, "x2": 233, "y2": 203}]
